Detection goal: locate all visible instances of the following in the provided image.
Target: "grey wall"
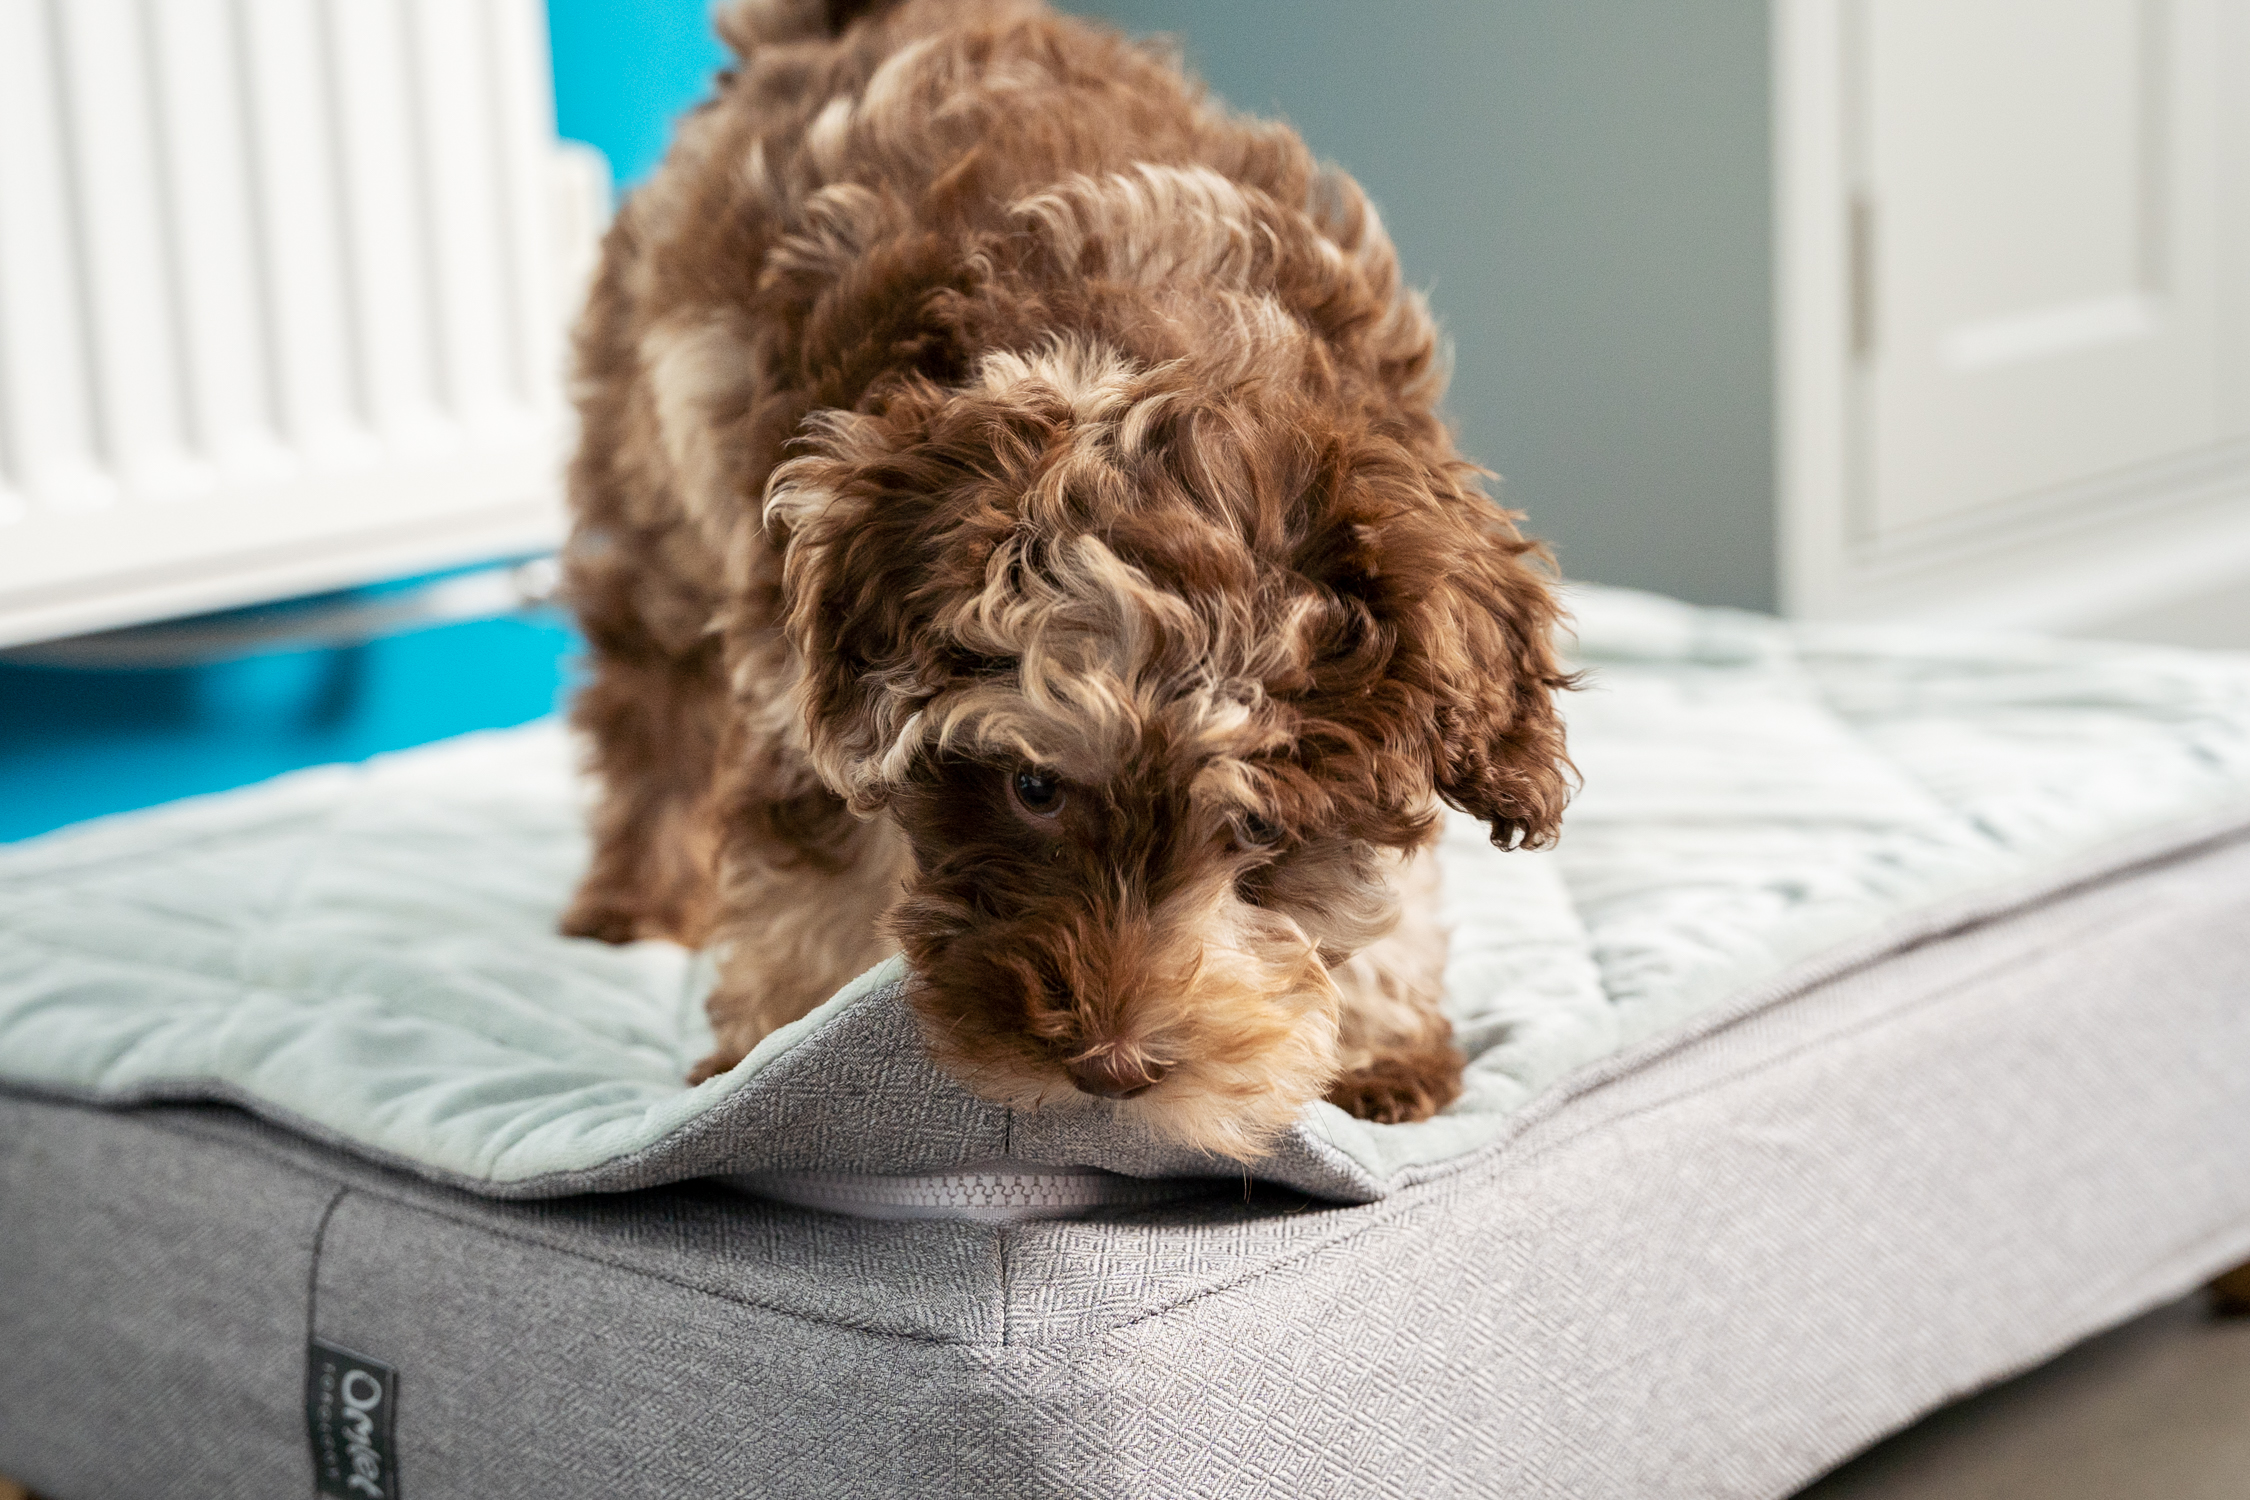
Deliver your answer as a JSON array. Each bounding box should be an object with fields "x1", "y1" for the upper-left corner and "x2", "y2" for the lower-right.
[{"x1": 1068, "y1": 1, "x2": 1775, "y2": 610}]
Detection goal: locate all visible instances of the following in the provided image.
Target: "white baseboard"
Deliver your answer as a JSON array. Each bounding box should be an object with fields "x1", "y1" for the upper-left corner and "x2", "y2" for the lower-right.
[{"x1": 2080, "y1": 570, "x2": 2250, "y2": 650}]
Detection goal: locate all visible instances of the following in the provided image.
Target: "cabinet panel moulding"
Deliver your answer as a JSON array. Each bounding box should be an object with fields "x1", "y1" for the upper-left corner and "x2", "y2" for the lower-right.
[{"x1": 1846, "y1": 433, "x2": 2250, "y2": 575}]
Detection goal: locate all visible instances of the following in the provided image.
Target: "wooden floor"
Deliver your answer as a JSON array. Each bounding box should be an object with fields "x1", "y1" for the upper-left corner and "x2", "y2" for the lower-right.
[{"x1": 1800, "y1": 1290, "x2": 2250, "y2": 1499}]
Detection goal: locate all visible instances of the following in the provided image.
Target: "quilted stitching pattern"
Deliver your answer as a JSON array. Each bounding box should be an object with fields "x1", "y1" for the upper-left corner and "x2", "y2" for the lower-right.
[{"x1": 2, "y1": 588, "x2": 2248, "y2": 1204}]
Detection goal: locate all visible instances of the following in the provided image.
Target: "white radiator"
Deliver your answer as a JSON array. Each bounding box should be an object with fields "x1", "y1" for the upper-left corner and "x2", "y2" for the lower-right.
[{"x1": 0, "y1": 0, "x2": 609, "y2": 648}]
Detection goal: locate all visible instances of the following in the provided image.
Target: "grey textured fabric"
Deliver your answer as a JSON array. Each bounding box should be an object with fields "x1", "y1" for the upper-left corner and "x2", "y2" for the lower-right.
[
  {"x1": 5, "y1": 829, "x2": 2248, "y2": 1498},
  {"x1": 0, "y1": 1103, "x2": 337, "y2": 1498}
]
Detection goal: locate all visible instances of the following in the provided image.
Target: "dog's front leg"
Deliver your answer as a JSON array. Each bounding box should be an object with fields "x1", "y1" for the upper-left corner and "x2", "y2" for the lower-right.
[
  {"x1": 685, "y1": 776, "x2": 913, "y2": 1084},
  {"x1": 556, "y1": 551, "x2": 731, "y2": 949},
  {"x1": 1322, "y1": 846, "x2": 1465, "y2": 1124}
]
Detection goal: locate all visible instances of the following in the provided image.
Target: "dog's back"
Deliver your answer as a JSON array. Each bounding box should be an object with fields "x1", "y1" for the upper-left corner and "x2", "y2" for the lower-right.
[{"x1": 570, "y1": 0, "x2": 1439, "y2": 604}]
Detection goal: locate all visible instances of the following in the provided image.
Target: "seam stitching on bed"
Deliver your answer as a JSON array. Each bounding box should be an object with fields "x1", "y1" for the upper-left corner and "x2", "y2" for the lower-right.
[
  {"x1": 89, "y1": 1104, "x2": 1000, "y2": 1345},
  {"x1": 56, "y1": 1090, "x2": 2250, "y2": 1368},
  {"x1": 307, "y1": 1185, "x2": 350, "y2": 1345}
]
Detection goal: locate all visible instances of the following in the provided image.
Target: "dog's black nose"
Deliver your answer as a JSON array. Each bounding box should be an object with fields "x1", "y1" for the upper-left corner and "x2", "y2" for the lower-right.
[{"x1": 1067, "y1": 1052, "x2": 1167, "y2": 1099}]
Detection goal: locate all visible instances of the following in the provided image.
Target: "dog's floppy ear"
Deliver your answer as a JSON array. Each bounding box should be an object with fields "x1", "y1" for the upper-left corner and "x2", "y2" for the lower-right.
[
  {"x1": 763, "y1": 384, "x2": 1050, "y2": 812},
  {"x1": 762, "y1": 397, "x2": 964, "y2": 813},
  {"x1": 1300, "y1": 453, "x2": 1574, "y2": 851},
  {"x1": 1413, "y1": 509, "x2": 1575, "y2": 849}
]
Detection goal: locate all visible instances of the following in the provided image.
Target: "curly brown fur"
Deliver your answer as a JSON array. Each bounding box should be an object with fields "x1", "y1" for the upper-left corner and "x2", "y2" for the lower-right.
[{"x1": 562, "y1": 0, "x2": 1572, "y2": 1158}]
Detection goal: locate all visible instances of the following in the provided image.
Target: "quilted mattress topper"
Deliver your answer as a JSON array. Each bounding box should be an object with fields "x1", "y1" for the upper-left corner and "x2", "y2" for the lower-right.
[{"x1": 3, "y1": 585, "x2": 2248, "y2": 1205}]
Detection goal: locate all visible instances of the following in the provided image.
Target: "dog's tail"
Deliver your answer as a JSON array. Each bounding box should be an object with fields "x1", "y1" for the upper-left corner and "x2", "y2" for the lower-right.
[{"x1": 716, "y1": 0, "x2": 915, "y2": 53}]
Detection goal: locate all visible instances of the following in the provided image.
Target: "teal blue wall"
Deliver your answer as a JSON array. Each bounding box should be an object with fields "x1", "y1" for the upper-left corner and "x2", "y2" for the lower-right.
[
  {"x1": 549, "y1": 0, "x2": 729, "y2": 187},
  {"x1": 0, "y1": 608, "x2": 579, "y2": 841},
  {"x1": 0, "y1": 1, "x2": 725, "y2": 843}
]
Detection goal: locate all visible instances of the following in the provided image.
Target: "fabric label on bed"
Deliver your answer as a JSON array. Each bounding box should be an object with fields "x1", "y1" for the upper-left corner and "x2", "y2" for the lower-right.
[{"x1": 307, "y1": 1339, "x2": 400, "y2": 1500}]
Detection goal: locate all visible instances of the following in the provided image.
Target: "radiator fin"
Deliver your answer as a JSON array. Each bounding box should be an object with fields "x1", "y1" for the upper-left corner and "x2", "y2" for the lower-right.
[{"x1": 0, "y1": 0, "x2": 596, "y2": 648}]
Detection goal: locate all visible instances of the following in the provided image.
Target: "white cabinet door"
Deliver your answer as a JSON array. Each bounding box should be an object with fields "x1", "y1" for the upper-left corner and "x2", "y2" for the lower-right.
[
  {"x1": 1778, "y1": 0, "x2": 2250, "y2": 629},
  {"x1": 1859, "y1": 0, "x2": 2226, "y2": 539}
]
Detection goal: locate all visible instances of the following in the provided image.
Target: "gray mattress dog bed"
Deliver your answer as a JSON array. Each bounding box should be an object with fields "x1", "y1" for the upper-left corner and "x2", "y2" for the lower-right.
[{"x1": 4, "y1": 587, "x2": 2250, "y2": 1498}]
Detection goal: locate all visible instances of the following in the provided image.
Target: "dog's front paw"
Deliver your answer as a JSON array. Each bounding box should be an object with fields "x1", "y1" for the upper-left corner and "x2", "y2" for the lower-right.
[
  {"x1": 559, "y1": 893, "x2": 643, "y2": 946},
  {"x1": 1325, "y1": 1044, "x2": 1466, "y2": 1125},
  {"x1": 690, "y1": 977, "x2": 810, "y2": 1085},
  {"x1": 686, "y1": 1045, "x2": 747, "y2": 1086}
]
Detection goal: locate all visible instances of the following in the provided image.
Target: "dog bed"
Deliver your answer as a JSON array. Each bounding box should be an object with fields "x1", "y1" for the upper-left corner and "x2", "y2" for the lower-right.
[{"x1": 4, "y1": 586, "x2": 2249, "y2": 1497}]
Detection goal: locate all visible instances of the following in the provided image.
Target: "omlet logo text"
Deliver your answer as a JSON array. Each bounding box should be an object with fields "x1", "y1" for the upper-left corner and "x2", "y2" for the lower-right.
[{"x1": 340, "y1": 1369, "x2": 386, "y2": 1497}]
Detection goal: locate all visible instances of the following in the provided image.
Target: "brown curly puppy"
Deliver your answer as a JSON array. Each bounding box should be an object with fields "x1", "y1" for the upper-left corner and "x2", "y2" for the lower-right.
[{"x1": 561, "y1": 0, "x2": 1571, "y2": 1160}]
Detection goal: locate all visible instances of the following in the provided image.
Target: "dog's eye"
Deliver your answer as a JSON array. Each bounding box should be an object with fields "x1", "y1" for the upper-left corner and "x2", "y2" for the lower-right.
[
  {"x1": 1010, "y1": 768, "x2": 1066, "y2": 817},
  {"x1": 1238, "y1": 813, "x2": 1282, "y2": 849}
]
